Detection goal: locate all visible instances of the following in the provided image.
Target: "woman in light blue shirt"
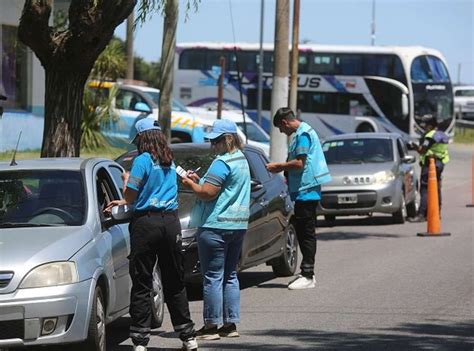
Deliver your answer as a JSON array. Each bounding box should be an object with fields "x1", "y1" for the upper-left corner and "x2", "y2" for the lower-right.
[{"x1": 183, "y1": 119, "x2": 251, "y2": 340}]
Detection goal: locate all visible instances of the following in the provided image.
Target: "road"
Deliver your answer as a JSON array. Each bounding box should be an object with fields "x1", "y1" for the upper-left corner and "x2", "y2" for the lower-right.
[{"x1": 20, "y1": 144, "x2": 473, "y2": 351}]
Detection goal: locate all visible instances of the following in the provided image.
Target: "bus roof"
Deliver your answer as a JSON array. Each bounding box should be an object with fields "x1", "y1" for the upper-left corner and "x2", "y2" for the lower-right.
[{"x1": 176, "y1": 42, "x2": 445, "y2": 60}]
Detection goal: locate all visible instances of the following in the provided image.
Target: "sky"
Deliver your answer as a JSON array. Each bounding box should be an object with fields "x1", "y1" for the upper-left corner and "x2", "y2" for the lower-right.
[{"x1": 115, "y1": 0, "x2": 474, "y2": 85}]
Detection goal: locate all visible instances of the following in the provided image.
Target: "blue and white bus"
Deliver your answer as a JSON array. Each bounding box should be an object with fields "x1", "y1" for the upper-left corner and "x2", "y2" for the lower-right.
[{"x1": 173, "y1": 42, "x2": 454, "y2": 139}]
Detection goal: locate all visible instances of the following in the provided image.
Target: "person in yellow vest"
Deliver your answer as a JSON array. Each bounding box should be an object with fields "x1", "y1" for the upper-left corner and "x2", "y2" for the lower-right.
[{"x1": 408, "y1": 115, "x2": 449, "y2": 223}]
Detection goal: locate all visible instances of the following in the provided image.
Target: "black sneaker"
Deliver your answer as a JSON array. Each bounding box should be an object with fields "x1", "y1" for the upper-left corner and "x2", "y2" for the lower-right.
[
  {"x1": 196, "y1": 325, "x2": 220, "y2": 340},
  {"x1": 218, "y1": 323, "x2": 239, "y2": 337}
]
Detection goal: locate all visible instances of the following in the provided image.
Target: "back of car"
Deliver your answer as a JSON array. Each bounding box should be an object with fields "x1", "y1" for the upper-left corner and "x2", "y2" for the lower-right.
[{"x1": 454, "y1": 86, "x2": 474, "y2": 120}]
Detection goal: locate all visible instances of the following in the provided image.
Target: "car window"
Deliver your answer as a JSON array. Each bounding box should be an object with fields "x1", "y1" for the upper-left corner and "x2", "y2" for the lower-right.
[
  {"x1": 0, "y1": 170, "x2": 85, "y2": 227},
  {"x1": 245, "y1": 150, "x2": 271, "y2": 182},
  {"x1": 396, "y1": 138, "x2": 406, "y2": 159},
  {"x1": 323, "y1": 138, "x2": 394, "y2": 164},
  {"x1": 108, "y1": 165, "x2": 125, "y2": 196},
  {"x1": 96, "y1": 167, "x2": 121, "y2": 219},
  {"x1": 116, "y1": 90, "x2": 148, "y2": 111}
]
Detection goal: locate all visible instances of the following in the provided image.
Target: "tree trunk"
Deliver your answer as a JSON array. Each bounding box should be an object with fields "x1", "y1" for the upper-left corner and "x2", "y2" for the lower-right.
[
  {"x1": 41, "y1": 69, "x2": 87, "y2": 157},
  {"x1": 159, "y1": 0, "x2": 178, "y2": 141}
]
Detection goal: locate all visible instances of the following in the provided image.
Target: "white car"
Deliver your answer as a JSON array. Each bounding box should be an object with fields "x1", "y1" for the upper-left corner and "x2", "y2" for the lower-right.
[
  {"x1": 453, "y1": 86, "x2": 474, "y2": 120},
  {"x1": 186, "y1": 107, "x2": 270, "y2": 157}
]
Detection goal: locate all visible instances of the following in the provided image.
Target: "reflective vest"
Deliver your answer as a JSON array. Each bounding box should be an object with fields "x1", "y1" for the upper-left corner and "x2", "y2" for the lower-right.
[
  {"x1": 287, "y1": 122, "x2": 332, "y2": 195},
  {"x1": 190, "y1": 150, "x2": 251, "y2": 230},
  {"x1": 420, "y1": 129, "x2": 450, "y2": 165}
]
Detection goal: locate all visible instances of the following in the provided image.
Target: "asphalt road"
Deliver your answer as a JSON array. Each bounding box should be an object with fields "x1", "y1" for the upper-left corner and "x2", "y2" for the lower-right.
[{"x1": 20, "y1": 144, "x2": 474, "y2": 351}]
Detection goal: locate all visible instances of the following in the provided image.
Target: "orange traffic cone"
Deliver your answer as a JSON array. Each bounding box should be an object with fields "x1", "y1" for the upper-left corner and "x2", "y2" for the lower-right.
[
  {"x1": 467, "y1": 153, "x2": 474, "y2": 207},
  {"x1": 417, "y1": 157, "x2": 451, "y2": 237}
]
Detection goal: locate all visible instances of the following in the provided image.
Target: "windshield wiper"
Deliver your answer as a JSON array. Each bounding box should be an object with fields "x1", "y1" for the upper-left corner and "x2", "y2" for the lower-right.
[{"x1": 0, "y1": 222, "x2": 61, "y2": 228}]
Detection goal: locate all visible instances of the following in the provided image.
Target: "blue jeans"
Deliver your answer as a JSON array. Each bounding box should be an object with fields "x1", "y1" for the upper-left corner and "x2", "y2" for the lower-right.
[{"x1": 197, "y1": 228, "x2": 245, "y2": 325}]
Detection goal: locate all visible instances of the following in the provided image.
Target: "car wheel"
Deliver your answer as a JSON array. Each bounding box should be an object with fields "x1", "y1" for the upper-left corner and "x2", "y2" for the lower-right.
[
  {"x1": 82, "y1": 286, "x2": 106, "y2": 351},
  {"x1": 392, "y1": 195, "x2": 406, "y2": 224},
  {"x1": 406, "y1": 186, "x2": 418, "y2": 218},
  {"x1": 271, "y1": 224, "x2": 298, "y2": 277},
  {"x1": 151, "y1": 265, "x2": 164, "y2": 329}
]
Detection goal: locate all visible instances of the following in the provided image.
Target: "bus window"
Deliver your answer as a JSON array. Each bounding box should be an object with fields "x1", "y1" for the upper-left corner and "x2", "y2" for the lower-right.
[
  {"x1": 298, "y1": 53, "x2": 309, "y2": 73},
  {"x1": 230, "y1": 51, "x2": 258, "y2": 72},
  {"x1": 308, "y1": 54, "x2": 335, "y2": 74},
  {"x1": 263, "y1": 51, "x2": 274, "y2": 73},
  {"x1": 427, "y1": 56, "x2": 450, "y2": 83},
  {"x1": 207, "y1": 50, "x2": 228, "y2": 69},
  {"x1": 179, "y1": 49, "x2": 207, "y2": 70},
  {"x1": 247, "y1": 88, "x2": 272, "y2": 110},
  {"x1": 297, "y1": 91, "x2": 376, "y2": 116},
  {"x1": 410, "y1": 56, "x2": 433, "y2": 82},
  {"x1": 336, "y1": 54, "x2": 363, "y2": 75}
]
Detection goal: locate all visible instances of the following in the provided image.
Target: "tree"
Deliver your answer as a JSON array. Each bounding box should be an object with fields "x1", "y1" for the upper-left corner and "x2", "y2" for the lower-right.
[{"x1": 18, "y1": 0, "x2": 136, "y2": 157}]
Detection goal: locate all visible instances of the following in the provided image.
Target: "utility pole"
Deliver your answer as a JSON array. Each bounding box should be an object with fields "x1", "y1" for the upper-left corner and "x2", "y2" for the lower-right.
[
  {"x1": 289, "y1": 0, "x2": 300, "y2": 114},
  {"x1": 457, "y1": 63, "x2": 462, "y2": 85},
  {"x1": 257, "y1": 0, "x2": 265, "y2": 127},
  {"x1": 126, "y1": 10, "x2": 134, "y2": 80},
  {"x1": 217, "y1": 56, "x2": 226, "y2": 119},
  {"x1": 270, "y1": 0, "x2": 289, "y2": 163},
  {"x1": 159, "y1": 0, "x2": 178, "y2": 141},
  {"x1": 371, "y1": 0, "x2": 376, "y2": 46}
]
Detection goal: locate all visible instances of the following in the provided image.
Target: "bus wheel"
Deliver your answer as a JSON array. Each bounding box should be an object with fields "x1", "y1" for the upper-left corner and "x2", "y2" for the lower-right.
[{"x1": 356, "y1": 123, "x2": 375, "y2": 133}]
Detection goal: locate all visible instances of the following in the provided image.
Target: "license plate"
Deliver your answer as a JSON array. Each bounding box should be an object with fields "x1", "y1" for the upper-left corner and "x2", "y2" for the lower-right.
[{"x1": 337, "y1": 194, "x2": 358, "y2": 204}]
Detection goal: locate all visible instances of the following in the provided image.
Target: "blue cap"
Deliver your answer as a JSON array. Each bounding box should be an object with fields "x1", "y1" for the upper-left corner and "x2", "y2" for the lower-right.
[
  {"x1": 205, "y1": 119, "x2": 238, "y2": 140},
  {"x1": 131, "y1": 118, "x2": 161, "y2": 144}
]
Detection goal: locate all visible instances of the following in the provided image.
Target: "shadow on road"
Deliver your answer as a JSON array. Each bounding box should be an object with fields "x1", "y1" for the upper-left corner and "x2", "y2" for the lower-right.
[
  {"x1": 317, "y1": 231, "x2": 404, "y2": 241},
  {"x1": 318, "y1": 215, "x2": 400, "y2": 228},
  {"x1": 192, "y1": 319, "x2": 474, "y2": 350}
]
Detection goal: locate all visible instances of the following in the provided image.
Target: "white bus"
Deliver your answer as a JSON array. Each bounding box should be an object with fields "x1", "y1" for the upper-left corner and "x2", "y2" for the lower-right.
[{"x1": 173, "y1": 42, "x2": 454, "y2": 139}]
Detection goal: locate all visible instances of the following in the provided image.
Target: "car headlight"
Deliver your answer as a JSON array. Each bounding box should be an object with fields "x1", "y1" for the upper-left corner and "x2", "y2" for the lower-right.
[
  {"x1": 20, "y1": 262, "x2": 78, "y2": 289},
  {"x1": 373, "y1": 171, "x2": 395, "y2": 184}
]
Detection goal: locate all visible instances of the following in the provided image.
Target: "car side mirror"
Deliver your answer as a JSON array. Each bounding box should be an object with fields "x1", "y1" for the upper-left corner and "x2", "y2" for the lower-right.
[
  {"x1": 106, "y1": 204, "x2": 133, "y2": 227},
  {"x1": 402, "y1": 155, "x2": 416, "y2": 164},
  {"x1": 251, "y1": 179, "x2": 264, "y2": 192},
  {"x1": 401, "y1": 94, "x2": 409, "y2": 117},
  {"x1": 134, "y1": 102, "x2": 152, "y2": 114}
]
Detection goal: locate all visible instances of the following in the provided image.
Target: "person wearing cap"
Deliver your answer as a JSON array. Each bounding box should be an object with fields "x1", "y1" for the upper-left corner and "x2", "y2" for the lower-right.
[
  {"x1": 105, "y1": 118, "x2": 197, "y2": 351},
  {"x1": 266, "y1": 107, "x2": 331, "y2": 290},
  {"x1": 408, "y1": 115, "x2": 450, "y2": 223},
  {"x1": 182, "y1": 119, "x2": 251, "y2": 340}
]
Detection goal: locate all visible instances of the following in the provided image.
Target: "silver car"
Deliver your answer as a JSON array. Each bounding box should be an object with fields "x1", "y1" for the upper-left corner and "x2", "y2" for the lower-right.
[
  {"x1": 318, "y1": 133, "x2": 418, "y2": 224},
  {"x1": 0, "y1": 158, "x2": 163, "y2": 351}
]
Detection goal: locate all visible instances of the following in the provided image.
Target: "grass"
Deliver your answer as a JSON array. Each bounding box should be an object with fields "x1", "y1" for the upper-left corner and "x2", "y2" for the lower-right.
[
  {"x1": 0, "y1": 146, "x2": 127, "y2": 162},
  {"x1": 454, "y1": 126, "x2": 474, "y2": 144}
]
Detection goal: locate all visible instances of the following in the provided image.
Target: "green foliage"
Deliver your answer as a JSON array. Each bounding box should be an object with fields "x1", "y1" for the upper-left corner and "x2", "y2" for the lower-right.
[
  {"x1": 135, "y1": 0, "x2": 201, "y2": 25},
  {"x1": 81, "y1": 85, "x2": 120, "y2": 151},
  {"x1": 134, "y1": 56, "x2": 161, "y2": 87},
  {"x1": 90, "y1": 38, "x2": 127, "y2": 81}
]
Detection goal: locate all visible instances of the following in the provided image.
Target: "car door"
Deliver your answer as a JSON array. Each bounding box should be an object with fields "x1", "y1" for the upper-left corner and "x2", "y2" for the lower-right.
[
  {"x1": 241, "y1": 149, "x2": 283, "y2": 267},
  {"x1": 396, "y1": 138, "x2": 416, "y2": 202},
  {"x1": 95, "y1": 164, "x2": 130, "y2": 313},
  {"x1": 113, "y1": 88, "x2": 154, "y2": 140}
]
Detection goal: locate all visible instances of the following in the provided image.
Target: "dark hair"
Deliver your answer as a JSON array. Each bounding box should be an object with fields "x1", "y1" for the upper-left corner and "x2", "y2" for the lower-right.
[
  {"x1": 136, "y1": 129, "x2": 174, "y2": 166},
  {"x1": 273, "y1": 107, "x2": 296, "y2": 127}
]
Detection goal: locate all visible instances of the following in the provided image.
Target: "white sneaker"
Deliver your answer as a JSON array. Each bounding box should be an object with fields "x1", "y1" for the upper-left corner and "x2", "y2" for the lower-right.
[
  {"x1": 182, "y1": 337, "x2": 198, "y2": 350},
  {"x1": 288, "y1": 275, "x2": 316, "y2": 290},
  {"x1": 133, "y1": 346, "x2": 147, "y2": 351}
]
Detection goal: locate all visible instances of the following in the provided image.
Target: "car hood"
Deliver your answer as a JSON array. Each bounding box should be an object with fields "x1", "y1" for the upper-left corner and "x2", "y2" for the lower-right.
[{"x1": 0, "y1": 226, "x2": 93, "y2": 293}]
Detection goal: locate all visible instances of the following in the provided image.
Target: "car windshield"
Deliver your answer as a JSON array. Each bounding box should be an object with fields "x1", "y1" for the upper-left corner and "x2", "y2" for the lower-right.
[
  {"x1": 323, "y1": 138, "x2": 393, "y2": 164},
  {"x1": 144, "y1": 91, "x2": 190, "y2": 112},
  {"x1": 455, "y1": 89, "x2": 474, "y2": 97},
  {"x1": 236, "y1": 122, "x2": 270, "y2": 143},
  {"x1": 0, "y1": 170, "x2": 85, "y2": 227}
]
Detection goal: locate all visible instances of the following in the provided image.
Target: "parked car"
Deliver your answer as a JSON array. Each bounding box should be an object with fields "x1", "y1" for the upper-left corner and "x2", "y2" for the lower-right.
[
  {"x1": 0, "y1": 158, "x2": 163, "y2": 351},
  {"x1": 453, "y1": 85, "x2": 474, "y2": 120},
  {"x1": 186, "y1": 106, "x2": 271, "y2": 157},
  {"x1": 116, "y1": 143, "x2": 297, "y2": 283},
  {"x1": 317, "y1": 133, "x2": 418, "y2": 224},
  {"x1": 88, "y1": 81, "x2": 205, "y2": 147}
]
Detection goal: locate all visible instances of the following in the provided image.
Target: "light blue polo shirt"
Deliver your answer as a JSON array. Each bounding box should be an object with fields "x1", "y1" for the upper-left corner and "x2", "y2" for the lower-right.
[
  {"x1": 291, "y1": 133, "x2": 321, "y2": 202},
  {"x1": 127, "y1": 152, "x2": 178, "y2": 211},
  {"x1": 203, "y1": 160, "x2": 230, "y2": 187}
]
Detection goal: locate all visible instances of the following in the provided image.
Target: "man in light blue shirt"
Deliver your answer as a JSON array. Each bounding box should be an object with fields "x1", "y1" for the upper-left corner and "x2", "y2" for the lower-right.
[{"x1": 266, "y1": 107, "x2": 331, "y2": 290}]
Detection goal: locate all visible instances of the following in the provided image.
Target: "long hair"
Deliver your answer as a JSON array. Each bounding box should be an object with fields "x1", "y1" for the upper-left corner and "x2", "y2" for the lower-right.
[
  {"x1": 136, "y1": 130, "x2": 173, "y2": 166},
  {"x1": 217, "y1": 133, "x2": 243, "y2": 153}
]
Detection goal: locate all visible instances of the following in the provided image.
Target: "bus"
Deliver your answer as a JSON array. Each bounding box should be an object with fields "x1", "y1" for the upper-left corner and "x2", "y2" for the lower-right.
[{"x1": 173, "y1": 42, "x2": 454, "y2": 139}]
